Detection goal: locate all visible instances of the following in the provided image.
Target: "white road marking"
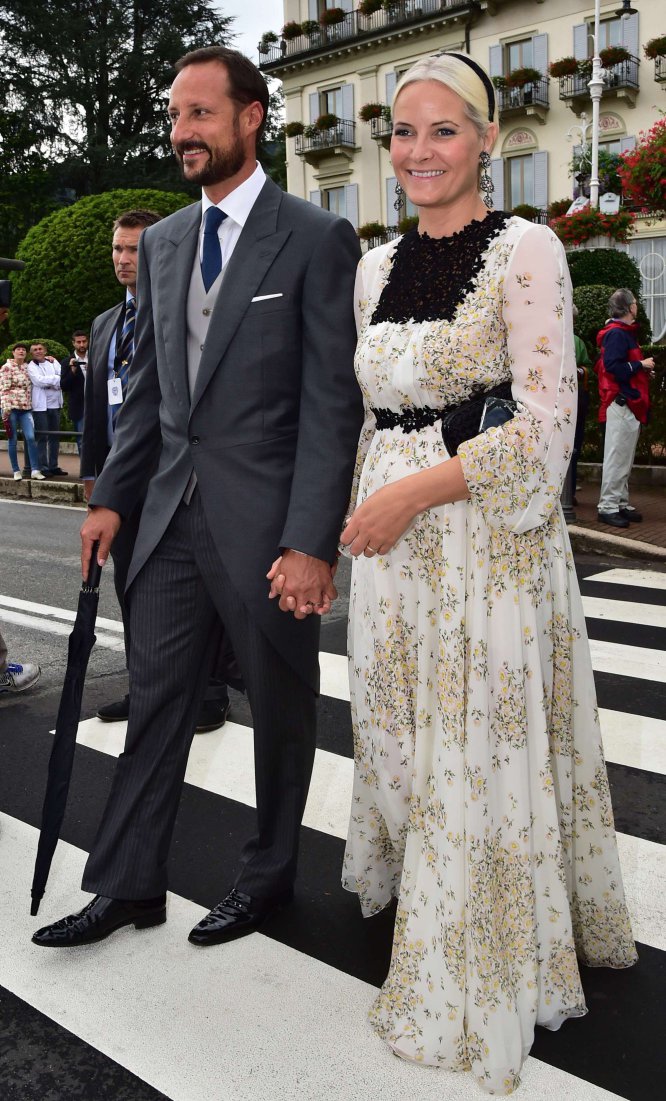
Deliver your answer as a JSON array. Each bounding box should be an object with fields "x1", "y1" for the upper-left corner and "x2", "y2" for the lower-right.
[{"x1": 584, "y1": 567, "x2": 666, "y2": 591}]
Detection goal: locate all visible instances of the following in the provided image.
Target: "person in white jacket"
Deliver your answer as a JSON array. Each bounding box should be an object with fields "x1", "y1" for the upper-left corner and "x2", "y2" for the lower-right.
[{"x1": 27, "y1": 342, "x2": 65, "y2": 476}]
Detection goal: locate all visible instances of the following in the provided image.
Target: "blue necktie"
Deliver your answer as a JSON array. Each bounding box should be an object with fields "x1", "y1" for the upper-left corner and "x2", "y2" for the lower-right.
[
  {"x1": 112, "y1": 296, "x2": 136, "y2": 427},
  {"x1": 201, "y1": 206, "x2": 226, "y2": 291}
]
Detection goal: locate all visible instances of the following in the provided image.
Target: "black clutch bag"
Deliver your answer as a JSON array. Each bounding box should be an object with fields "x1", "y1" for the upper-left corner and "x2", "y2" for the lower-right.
[{"x1": 441, "y1": 380, "x2": 515, "y2": 456}]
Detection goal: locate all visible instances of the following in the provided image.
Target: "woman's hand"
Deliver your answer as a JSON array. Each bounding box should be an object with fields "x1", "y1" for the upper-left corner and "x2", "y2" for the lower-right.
[{"x1": 340, "y1": 479, "x2": 417, "y2": 558}]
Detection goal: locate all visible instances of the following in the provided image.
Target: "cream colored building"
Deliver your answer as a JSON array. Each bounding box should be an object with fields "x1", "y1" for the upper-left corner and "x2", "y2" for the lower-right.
[{"x1": 259, "y1": 0, "x2": 666, "y2": 339}]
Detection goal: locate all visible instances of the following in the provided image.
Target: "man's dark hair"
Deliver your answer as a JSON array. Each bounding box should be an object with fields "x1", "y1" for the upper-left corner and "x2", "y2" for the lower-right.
[
  {"x1": 12, "y1": 342, "x2": 27, "y2": 352},
  {"x1": 175, "y1": 46, "x2": 269, "y2": 144},
  {"x1": 113, "y1": 209, "x2": 163, "y2": 234},
  {"x1": 72, "y1": 329, "x2": 88, "y2": 339},
  {"x1": 31, "y1": 341, "x2": 48, "y2": 352}
]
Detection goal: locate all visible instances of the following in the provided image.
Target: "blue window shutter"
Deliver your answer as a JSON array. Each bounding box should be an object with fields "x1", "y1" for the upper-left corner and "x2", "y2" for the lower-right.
[
  {"x1": 532, "y1": 33, "x2": 548, "y2": 77},
  {"x1": 573, "y1": 25, "x2": 588, "y2": 61},
  {"x1": 385, "y1": 71, "x2": 397, "y2": 106},
  {"x1": 340, "y1": 0, "x2": 353, "y2": 11},
  {"x1": 490, "y1": 157, "x2": 504, "y2": 210},
  {"x1": 309, "y1": 92, "x2": 319, "y2": 123},
  {"x1": 309, "y1": 190, "x2": 321, "y2": 207},
  {"x1": 308, "y1": 0, "x2": 318, "y2": 19},
  {"x1": 622, "y1": 12, "x2": 639, "y2": 57},
  {"x1": 489, "y1": 44, "x2": 503, "y2": 78},
  {"x1": 533, "y1": 151, "x2": 548, "y2": 210},
  {"x1": 341, "y1": 83, "x2": 354, "y2": 122},
  {"x1": 386, "y1": 177, "x2": 399, "y2": 227},
  {"x1": 620, "y1": 135, "x2": 636, "y2": 154},
  {"x1": 344, "y1": 184, "x2": 359, "y2": 229}
]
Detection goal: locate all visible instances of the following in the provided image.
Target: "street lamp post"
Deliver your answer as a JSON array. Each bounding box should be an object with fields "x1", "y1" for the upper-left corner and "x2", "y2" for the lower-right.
[{"x1": 588, "y1": 0, "x2": 604, "y2": 209}]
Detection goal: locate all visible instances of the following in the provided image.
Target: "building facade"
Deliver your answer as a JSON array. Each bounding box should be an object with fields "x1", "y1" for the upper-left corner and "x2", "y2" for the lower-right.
[{"x1": 259, "y1": 1, "x2": 666, "y2": 340}]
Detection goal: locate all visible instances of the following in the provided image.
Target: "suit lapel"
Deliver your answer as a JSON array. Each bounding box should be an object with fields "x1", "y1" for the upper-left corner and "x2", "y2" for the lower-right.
[
  {"x1": 154, "y1": 203, "x2": 201, "y2": 408},
  {"x1": 189, "y1": 179, "x2": 291, "y2": 416}
]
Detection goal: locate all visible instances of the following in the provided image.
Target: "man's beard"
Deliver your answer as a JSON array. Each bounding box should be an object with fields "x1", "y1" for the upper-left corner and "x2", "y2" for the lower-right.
[{"x1": 175, "y1": 122, "x2": 245, "y2": 186}]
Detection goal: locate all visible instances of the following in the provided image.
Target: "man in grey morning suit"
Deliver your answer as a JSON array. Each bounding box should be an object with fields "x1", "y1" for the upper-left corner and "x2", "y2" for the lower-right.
[{"x1": 33, "y1": 46, "x2": 363, "y2": 948}]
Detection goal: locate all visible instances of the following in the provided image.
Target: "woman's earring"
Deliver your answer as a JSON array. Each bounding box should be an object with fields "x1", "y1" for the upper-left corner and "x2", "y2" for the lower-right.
[
  {"x1": 393, "y1": 180, "x2": 404, "y2": 212},
  {"x1": 479, "y1": 151, "x2": 494, "y2": 209}
]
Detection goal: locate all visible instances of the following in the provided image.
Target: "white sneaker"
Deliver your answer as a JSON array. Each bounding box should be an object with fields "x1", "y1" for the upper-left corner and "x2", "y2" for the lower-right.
[
  {"x1": 13, "y1": 471, "x2": 22, "y2": 480},
  {"x1": 0, "y1": 662, "x2": 41, "y2": 694},
  {"x1": 31, "y1": 470, "x2": 45, "y2": 480}
]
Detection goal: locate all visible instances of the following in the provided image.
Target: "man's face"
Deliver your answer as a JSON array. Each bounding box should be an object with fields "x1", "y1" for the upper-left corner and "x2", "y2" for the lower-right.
[
  {"x1": 30, "y1": 344, "x2": 46, "y2": 361},
  {"x1": 112, "y1": 226, "x2": 142, "y2": 292},
  {"x1": 168, "y1": 61, "x2": 257, "y2": 188},
  {"x1": 73, "y1": 335, "x2": 88, "y2": 356}
]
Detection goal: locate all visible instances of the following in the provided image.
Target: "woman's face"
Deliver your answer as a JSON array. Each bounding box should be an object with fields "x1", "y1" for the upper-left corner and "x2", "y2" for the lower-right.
[
  {"x1": 390, "y1": 79, "x2": 496, "y2": 213},
  {"x1": 13, "y1": 347, "x2": 27, "y2": 364}
]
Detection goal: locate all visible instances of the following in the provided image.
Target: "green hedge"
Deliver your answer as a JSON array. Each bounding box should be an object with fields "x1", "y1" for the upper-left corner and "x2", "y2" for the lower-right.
[
  {"x1": 8, "y1": 188, "x2": 192, "y2": 347},
  {"x1": 567, "y1": 248, "x2": 642, "y2": 298},
  {"x1": 573, "y1": 284, "x2": 651, "y2": 354}
]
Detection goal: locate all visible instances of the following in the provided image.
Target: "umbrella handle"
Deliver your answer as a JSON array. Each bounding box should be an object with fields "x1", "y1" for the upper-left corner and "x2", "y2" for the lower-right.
[{"x1": 86, "y1": 540, "x2": 103, "y2": 591}]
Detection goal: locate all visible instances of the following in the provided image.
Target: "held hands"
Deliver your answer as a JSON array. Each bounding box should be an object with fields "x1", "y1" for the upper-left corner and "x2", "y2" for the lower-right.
[
  {"x1": 266, "y1": 549, "x2": 337, "y2": 619},
  {"x1": 339, "y1": 480, "x2": 416, "y2": 559},
  {"x1": 80, "y1": 506, "x2": 121, "y2": 580}
]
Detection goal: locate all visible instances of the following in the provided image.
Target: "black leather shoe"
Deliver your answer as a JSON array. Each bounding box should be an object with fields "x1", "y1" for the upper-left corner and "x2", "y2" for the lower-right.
[
  {"x1": 195, "y1": 697, "x2": 230, "y2": 733},
  {"x1": 188, "y1": 887, "x2": 293, "y2": 946},
  {"x1": 598, "y1": 512, "x2": 629, "y2": 529},
  {"x1": 619, "y1": 508, "x2": 643, "y2": 523},
  {"x1": 97, "y1": 694, "x2": 130, "y2": 722},
  {"x1": 32, "y1": 894, "x2": 166, "y2": 947},
  {"x1": 48, "y1": 467, "x2": 68, "y2": 477}
]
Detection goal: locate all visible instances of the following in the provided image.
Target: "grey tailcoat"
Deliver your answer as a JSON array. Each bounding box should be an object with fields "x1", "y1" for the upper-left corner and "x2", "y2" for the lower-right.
[{"x1": 90, "y1": 178, "x2": 363, "y2": 692}]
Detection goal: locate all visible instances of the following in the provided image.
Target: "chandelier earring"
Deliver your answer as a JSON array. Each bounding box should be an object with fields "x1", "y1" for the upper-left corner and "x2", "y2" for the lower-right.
[
  {"x1": 479, "y1": 151, "x2": 494, "y2": 209},
  {"x1": 393, "y1": 180, "x2": 404, "y2": 212}
]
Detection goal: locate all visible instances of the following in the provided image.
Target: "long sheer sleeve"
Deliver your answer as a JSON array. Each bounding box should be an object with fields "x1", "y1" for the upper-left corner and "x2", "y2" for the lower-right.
[
  {"x1": 457, "y1": 224, "x2": 576, "y2": 534},
  {"x1": 346, "y1": 256, "x2": 377, "y2": 521}
]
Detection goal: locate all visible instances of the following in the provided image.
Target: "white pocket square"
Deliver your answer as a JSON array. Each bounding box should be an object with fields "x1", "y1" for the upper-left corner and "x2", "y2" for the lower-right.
[{"x1": 251, "y1": 293, "x2": 283, "y2": 302}]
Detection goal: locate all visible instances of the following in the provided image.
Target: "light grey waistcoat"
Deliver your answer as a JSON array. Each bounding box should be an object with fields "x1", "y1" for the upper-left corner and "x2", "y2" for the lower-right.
[{"x1": 186, "y1": 251, "x2": 229, "y2": 400}]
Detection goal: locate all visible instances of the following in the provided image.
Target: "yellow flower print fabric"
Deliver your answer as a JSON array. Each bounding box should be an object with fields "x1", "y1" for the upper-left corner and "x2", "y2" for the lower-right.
[{"x1": 343, "y1": 218, "x2": 637, "y2": 1096}]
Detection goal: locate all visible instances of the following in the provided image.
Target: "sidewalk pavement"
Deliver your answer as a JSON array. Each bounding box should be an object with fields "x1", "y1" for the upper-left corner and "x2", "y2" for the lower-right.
[{"x1": 1, "y1": 448, "x2": 666, "y2": 561}]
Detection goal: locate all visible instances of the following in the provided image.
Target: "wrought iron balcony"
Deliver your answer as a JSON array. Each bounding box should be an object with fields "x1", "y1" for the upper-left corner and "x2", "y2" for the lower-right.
[
  {"x1": 496, "y1": 78, "x2": 550, "y2": 124},
  {"x1": 295, "y1": 119, "x2": 357, "y2": 164},
  {"x1": 656, "y1": 56, "x2": 666, "y2": 83},
  {"x1": 257, "y1": 2, "x2": 478, "y2": 73},
  {"x1": 370, "y1": 114, "x2": 393, "y2": 149},
  {"x1": 558, "y1": 55, "x2": 640, "y2": 108}
]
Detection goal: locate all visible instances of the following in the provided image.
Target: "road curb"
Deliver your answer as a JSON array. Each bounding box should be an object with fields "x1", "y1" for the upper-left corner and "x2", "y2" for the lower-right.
[
  {"x1": 0, "y1": 476, "x2": 85, "y2": 506},
  {"x1": 568, "y1": 524, "x2": 666, "y2": 561}
]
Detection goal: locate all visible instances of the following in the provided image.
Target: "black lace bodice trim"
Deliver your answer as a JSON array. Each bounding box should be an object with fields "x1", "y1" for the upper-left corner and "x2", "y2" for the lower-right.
[{"x1": 370, "y1": 210, "x2": 510, "y2": 326}]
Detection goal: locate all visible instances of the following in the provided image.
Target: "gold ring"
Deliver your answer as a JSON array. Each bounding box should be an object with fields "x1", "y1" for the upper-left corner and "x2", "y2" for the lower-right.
[{"x1": 367, "y1": 545, "x2": 379, "y2": 554}]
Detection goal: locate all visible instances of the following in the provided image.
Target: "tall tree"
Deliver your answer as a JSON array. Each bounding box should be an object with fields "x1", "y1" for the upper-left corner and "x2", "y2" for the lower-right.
[{"x1": 0, "y1": 1, "x2": 234, "y2": 192}]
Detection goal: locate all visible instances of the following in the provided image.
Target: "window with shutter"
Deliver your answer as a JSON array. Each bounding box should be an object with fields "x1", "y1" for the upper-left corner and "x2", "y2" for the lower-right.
[
  {"x1": 309, "y1": 190, "x2": 322, "y2": 207},
  {"x1": 344, "y1": 184, "x2": 359, "y2": 230},
  {"x1": 533, "y1": 151, "x2": 548, "y2": 210},
  {"x1": 490, "y1": 158, "x2": 504, "y2": 210},
  {"x1": 488, "y1": 44, "x2": 503, "y2": 79}
]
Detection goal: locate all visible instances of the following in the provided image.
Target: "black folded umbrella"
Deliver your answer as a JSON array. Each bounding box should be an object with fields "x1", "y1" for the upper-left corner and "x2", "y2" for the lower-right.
[{"x1": 30, "y1": 545, "x2": 103, "y2": 916}]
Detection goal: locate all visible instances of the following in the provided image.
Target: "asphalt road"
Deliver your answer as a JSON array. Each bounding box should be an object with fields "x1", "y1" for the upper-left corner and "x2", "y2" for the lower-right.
[{"x1": 0, "y1": 497, "x2": 353, "y2": 700}]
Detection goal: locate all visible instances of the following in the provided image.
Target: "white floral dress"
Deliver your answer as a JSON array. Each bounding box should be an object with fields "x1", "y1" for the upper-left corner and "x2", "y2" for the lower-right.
[{"x1": 342, "y1": 214, "x2": 637, "y2": 1096}]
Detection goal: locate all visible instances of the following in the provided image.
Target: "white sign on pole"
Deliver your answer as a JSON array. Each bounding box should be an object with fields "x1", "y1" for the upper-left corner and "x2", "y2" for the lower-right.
[
  {"x1": 566, "y1": 197, "x2": 590, "y2": 215},
  {"x1": 599, "y1": 192, "x2": 621, "y2": 214}
]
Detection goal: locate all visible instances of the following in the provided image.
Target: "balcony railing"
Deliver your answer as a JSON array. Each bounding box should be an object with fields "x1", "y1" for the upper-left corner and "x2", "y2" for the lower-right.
[
  {"x1": 656, "y1": 56, "x2": 666, "y2": 83},
  {"x1": 496, "y1": 78, "x2": 550, "y2": 118},
  {"x1": 370, "y1": 114, "x2": 393, "y2": 148},
  {"x1": 360, "y1": 227, "x2": 402, "y2": 252},
  {"x1": 258, "y1": 2, "x2": 475, "y2": 69},
  {"x1": 558, "y1": 55, "x2": 640, "y2": 101},
  {"x1": 295, "y1": 119, "x2": 357, "y2": 160}
]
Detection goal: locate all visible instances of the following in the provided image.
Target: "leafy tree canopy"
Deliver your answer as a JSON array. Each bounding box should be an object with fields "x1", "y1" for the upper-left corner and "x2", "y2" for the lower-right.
[{"x1": 8, "y1": 188, "x2": 192, "y2": 345}]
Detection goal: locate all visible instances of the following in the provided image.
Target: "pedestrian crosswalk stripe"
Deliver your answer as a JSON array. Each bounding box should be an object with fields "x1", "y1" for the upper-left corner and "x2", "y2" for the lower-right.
[{"x1": 584, "y1": 567, "x2": 666, "y2": 590}]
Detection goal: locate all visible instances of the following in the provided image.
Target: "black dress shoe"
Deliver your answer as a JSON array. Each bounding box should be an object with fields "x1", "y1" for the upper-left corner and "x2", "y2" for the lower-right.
[
  {"x1": 188, "y1": 887, "x2": 293, "y2": 946},
  {"x1": 32, "y1": 894, "x2": 167, "y2": 947},
  {"x1": 97, "y1": 694, "x2": 130, "y2": 722},
  {"x1": 619, "y1": 508, "x2": 643, "y2": 523},
  {"x1": 48, "y1": 467, "x2": 68, "y2": 476},
  {"x1": 598, "y1": 511, "x2": 629, "y2": 529},
  {"x1": 195, "y1": 697, "x2": 230, "y2": 733}
]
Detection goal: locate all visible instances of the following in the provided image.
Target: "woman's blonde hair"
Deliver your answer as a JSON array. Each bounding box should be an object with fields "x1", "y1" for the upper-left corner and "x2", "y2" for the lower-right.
[{"x1": 392, "y1": 53, "x2": 499, "y2": 145}]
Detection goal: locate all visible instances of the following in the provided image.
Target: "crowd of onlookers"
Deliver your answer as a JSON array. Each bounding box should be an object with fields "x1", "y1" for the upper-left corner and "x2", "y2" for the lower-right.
[{"x1": 0, "y1": 332, "x2": 88, "y2": 481}]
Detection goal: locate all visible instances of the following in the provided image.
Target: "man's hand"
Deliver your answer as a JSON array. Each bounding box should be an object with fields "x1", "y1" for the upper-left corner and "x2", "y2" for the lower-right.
[
  {"x1": 266, "y1": 549, "x2": 336, "y2": 619},
  {"x1": 80, "y1": 506, "x2": 121, "y2": 580}
]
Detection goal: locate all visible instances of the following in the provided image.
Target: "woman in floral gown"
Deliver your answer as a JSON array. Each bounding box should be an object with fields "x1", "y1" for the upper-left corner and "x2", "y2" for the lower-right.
[{"x1": 340, "y1": 54, "x2": 636, "y2": 1095}]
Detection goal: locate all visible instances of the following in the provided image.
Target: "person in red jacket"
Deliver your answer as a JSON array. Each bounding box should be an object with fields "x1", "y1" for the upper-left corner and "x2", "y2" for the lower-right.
[{"x1": 596, "y1": 288, "x2": 654, "y2": 528}]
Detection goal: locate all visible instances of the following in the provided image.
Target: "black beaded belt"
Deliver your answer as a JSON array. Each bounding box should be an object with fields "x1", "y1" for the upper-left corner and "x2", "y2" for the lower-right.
[
  {"x1": 372, "y1": 381, "x2": 513, "y2": 434},
  {"x1": 372, "y1": 405, "x2": 446, "y2": 432}
]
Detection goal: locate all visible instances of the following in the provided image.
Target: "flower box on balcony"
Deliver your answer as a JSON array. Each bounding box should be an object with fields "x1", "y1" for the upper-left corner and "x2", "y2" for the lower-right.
[
  {"x1": 284, "y1": 121, "x2": 305, "y2": 138},
  {"x1": 506, "y1": 67, "x2": 543, "y2": 89},
  {"x1": 599, "y1": 46, "x2": 631, "y2": 68},
  {"x1": 550, "y1": 207, "x2": 635, "y2": 247},
  {"x1": 358, "y1": 221, "x2": 388, "y2": 241},
  {"x1": 301, "y1": 20, "x2": 321, "y2": 37},
  {"x1": 549, "y1": 57, "x2": 579, "y2": 78},
  {"x1": 359, "y1": 0, "x2": 382, "y2": 13},
  {"x1": 644, "y1": 36, "x2": 666, "y2": 60},
  {"x1": 281, "y1": 22, "x2": 302, "y2": 41},
  {"x1": 319, "y1": 7, "x2": 346, "y2": 25},
  {"x1": 359, "y1": 103, "x2": 390, "y2": 122},
  {"x1": 258, "y1": 30, "x2": 278, "y2": 55},
  {"x1": 315, "y1": 112, "x2": 339, "y2": 130}
]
